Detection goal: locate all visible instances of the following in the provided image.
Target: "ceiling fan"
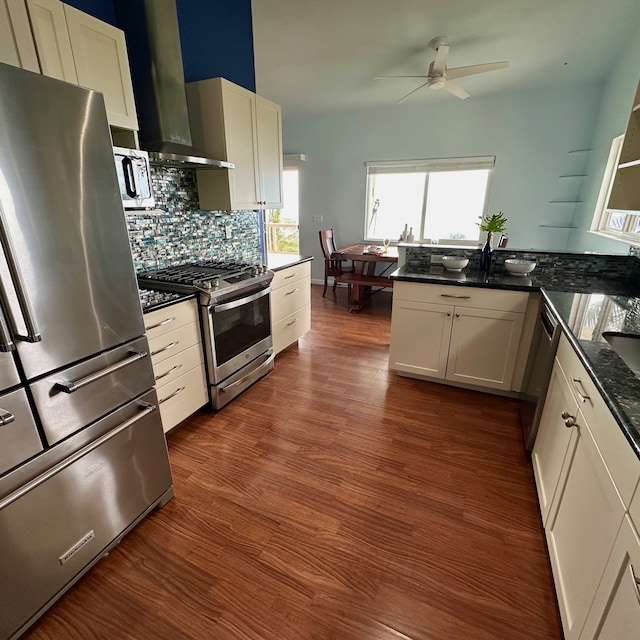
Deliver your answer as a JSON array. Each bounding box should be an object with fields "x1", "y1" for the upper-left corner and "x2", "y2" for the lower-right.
[{"x1": 375, "y1": 37, "x2": 509, "y2": 103}]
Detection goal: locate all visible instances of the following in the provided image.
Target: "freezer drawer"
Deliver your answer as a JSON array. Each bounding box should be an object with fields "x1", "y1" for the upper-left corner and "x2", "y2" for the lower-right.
[
  {"x1": 0, "y1": 388, "x2": 43, "y2": 476},
  {"x1": 30, "y1": 336, "x2": 154, "y2": 445},
  {"x1": 0, "y1": 350, "x2": 20, "y2": 392},
  {"x1": 0, "y1": 393, "x2": 173, "y2": 640}
]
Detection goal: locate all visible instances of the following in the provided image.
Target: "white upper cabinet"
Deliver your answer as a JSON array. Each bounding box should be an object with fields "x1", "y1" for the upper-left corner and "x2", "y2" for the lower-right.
[
  {"x1": 6, "y1": 0, "x2": 138, "y2": 130},
  {"x1": 186, "y1": 77, "x2": 284, "y2": 211},
  {"x1": 63, "y1": 4, "x2": 138, "y2": 130},
  {"x1": 0, "y1": 0, "x2": 40, "y2": 72},
  {"x1": 25, "y1": 0, "x2": 77, "y2": 82}
]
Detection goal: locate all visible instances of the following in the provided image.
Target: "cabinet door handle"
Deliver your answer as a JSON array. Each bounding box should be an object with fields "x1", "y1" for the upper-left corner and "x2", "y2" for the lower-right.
[
  {"x1": 446, "y1": 312, "x2": 452, "y2": 317},
  {"x1": 284, "y1": 272, "x2": 298, "y2": 279},
  {"x1": 571, "y1": 378, "x2": 591, "y2": 403},
  {"x1": 455, "y1": 313, "x2": 460, "y2": 318},
  {"x1": 145, "y1": 316, "x2": 175, "y2": 331},
  {"x1": 630, "y1": 564, "x2": 640, "y2": 605},
  {"x1": 285, "y1": 288, "x2": 299, "y2": 296},
  {"x1": 151, "y1": 341, "x2": 179, "y2": 356},
  {"x1": 159, "y1": 386, "x2": 186, "y2": 404},
  {"x1": 440, "y1": 294, "x2": 471, "y2": 299},
  {"x1": 561, "y1": 410, "x2": 576, "y2": 428},
  {"x1": 286, "y1": 318, "x2": 299, "y2": 327},
  {"x1": 155, "y1": 364, "x2": 182, "y2": 382}
]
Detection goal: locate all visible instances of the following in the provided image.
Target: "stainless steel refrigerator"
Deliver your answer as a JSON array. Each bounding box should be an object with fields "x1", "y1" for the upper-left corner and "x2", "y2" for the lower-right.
[{"x1": 0, "y1": 63, "x2": 173, "y2": 640}]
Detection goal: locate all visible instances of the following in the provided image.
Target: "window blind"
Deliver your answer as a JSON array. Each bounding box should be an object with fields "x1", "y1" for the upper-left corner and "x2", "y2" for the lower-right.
[{"x1": 365, "y1": 156, "x2": 495, "y2": 175}]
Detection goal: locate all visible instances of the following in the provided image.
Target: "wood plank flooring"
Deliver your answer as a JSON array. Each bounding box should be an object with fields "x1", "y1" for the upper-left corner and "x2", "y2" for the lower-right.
[{"x1": 23, "y1": 284, "x2": 563, "y2": 640}]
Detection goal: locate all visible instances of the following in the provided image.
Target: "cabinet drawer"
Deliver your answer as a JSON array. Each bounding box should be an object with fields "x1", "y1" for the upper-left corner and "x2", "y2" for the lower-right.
[
  {"x1": 273, "y1": 305, "x2": 311, "y2": 355},
  {"x1": 149, "y1": 322, "x2": 201, "y2": 367},
  {"x1": 144, "y1": 299, "x2": 199, "y2": 340},
  {"x1": 394, "y1": 282, "x2": 528, "y2": 313},
  {"x1": 157, "y1": 365, "x2": 208, "y2": 433},
  {"x1": 152, "y1": 343, "x2": 204, "y2": 388},
  {"x1": 271, "y1": 262, "x2": 311, "y2": 289},
  {"x1": 271, "y1": 279, "x2": 310, "y2": 324},
  {"x1": 557, "y1": 333, "x2": 640, "y2": 507}
]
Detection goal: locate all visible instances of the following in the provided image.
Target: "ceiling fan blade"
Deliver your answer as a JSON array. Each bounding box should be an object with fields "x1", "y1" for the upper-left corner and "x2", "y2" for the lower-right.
[
  {"x1": 374, "y1": 75, "x2": 429, "y2": 80},
  {"x1": 446, "y1": 61, "x2": 509, "y2": 80},
  {"x1": 432, "y1": 44, "x2": 449, "y2": 76},
  {"x1": 396, "y1": 81, "x2": 430, "y2": 104},
  {"x1": 444, "y1": 80, "x2": 469, "y2": 100}
]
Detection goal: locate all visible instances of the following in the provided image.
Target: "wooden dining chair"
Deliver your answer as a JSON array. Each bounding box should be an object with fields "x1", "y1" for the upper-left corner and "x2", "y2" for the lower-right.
[{"x1": 319, "y1": 229, "x2": 351, "y2": 297}]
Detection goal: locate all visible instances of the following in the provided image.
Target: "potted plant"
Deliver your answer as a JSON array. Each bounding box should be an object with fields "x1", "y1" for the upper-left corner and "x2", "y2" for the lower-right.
[{"x1": 478, "y1": 211, "x2": 507, "y2": 271}]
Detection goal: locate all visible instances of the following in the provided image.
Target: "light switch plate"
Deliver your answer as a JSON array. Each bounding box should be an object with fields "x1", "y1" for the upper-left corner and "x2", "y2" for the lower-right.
[
  {"x1": 312, "y1": 215, "x2": 323, "y2": 223},
  {"x1": 225, "y1": 225, "x2": 233, "y2": 239}
]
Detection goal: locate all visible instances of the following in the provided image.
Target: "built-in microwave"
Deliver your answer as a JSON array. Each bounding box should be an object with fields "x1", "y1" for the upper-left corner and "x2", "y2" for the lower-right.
[{"x1": 113, "y1": 146, "x2": 155, "y2": 209}]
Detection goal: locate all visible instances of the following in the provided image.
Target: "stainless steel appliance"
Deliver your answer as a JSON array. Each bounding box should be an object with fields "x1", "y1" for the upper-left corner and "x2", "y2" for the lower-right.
[
  {"x1": 114, "y1": 146, "x2": 155, "y2": 209},
  {"x1": 138, "y1": 261, "x2": 275, "y2": 408},
  {"x1": 519, "y1": 302, "x2": 561, "y2": 450},
  {"x1": 0, "y1": 63, "x2": 173, "y2": 640}
]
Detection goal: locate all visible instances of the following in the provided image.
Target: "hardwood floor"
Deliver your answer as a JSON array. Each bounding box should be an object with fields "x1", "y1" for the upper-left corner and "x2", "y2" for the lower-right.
[{"x1": 24, "y1": 284, "x2": 563, "y2": 640}]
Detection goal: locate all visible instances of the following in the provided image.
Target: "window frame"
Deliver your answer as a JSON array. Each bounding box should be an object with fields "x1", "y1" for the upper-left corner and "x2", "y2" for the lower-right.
[
  {"x1": 363, "y1": 156, "x2": 495, "y2": 244},
  {"x1": 590, "y1": 134, "x2": 640, "y2": 247}
]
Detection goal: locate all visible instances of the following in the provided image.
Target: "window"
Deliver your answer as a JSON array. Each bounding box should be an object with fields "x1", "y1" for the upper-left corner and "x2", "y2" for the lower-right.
[
  {"x1": 591, "y1": 134, "x2": 640, "y2": 247},
  {"x1": 364, "y1": 156, "x2": 494, "y2": 243},
  {"x1": 266, "y1": 167, "x2": 300, "y2": 254}
]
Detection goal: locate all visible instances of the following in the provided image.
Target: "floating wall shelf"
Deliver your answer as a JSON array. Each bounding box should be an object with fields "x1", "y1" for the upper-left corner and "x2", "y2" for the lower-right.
[
  {"x1": 539, "y1": 225, "x2": 578, "y2": 229},
  {"x1": 568, "y1": 149, "x2": 592, "y2": 154},
  {"x1": 558, "y1": 174, "x2": 588, "y2": 178},
  {"x1": 549, "y1": 200, "x2": 583, "y2": 204}
]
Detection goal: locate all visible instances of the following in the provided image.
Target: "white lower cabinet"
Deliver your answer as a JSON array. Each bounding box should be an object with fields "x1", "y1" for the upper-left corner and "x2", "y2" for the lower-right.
[
  {"x1": 579, "y1": 515, "x2": 640, "y2": 639},
  {"x1": 532, "y1": 333, "x2": 640, "y2": 639},
  {"x1": 144, "y1": 299, "x2": 209, "y2": 433},
  {"x1": 389, "y1": 282, "x2": 526, "y2": 390},
  {"x1": 270, "y1": 262, "x2": 311, "y2": 355}
]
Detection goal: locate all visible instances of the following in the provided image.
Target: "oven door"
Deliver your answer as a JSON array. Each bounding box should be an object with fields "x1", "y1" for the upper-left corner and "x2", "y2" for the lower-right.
[{"x1": 203, "y1": 286, "x2": 273, "y2": 384}]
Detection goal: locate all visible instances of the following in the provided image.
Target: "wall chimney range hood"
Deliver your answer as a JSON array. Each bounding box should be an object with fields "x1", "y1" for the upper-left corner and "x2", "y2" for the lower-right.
[{"x1": 115, "y1": 0, "x2": 233, "y2": 169}]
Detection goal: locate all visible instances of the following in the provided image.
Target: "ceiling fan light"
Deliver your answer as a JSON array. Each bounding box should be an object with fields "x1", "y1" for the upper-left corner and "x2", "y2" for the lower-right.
[{"x1": 428, "y1": 76, "x2": 446, "y2": 90}]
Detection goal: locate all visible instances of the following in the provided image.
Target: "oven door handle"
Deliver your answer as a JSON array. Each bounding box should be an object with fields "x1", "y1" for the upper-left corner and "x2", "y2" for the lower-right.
[
  {"x1": 219, "y1": 351, "x2": 275, "y2": 392},
  {"x1": 213, "y1": 287, "x2": 271, "y2": 313}
]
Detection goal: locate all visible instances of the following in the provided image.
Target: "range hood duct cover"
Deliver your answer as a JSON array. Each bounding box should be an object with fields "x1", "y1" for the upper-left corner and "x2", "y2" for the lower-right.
[{"x1": 115, "y1": 0, "x2": 233, "y2": 169}]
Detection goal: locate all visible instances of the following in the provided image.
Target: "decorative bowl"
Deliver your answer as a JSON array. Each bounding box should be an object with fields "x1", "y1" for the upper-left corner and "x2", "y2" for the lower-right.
[
  {"x1": 505, "y1": 259, "x2": 537, "y2": 276},
  {"x1": 441, "y1": 256, "x2": 469, "y2": 272}
]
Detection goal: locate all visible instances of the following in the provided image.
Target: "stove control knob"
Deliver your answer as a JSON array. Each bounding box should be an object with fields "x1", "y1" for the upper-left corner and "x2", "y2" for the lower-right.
[
  {"x1": 260, "y1": 265, "x2": 268, "y2": 273},
  {"x1": 250, "y1": 267, "x2": 259, "y2": 276},
  {"x1": 211, "y1": 276, "x2": 220, "y2": 288}
]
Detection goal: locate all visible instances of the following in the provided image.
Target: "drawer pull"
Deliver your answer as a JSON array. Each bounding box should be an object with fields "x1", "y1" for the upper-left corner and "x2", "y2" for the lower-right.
[
  {"x1": 630, "y1": 564, "x2": 640, "y2": 605},
  {"x1": 284, "y1": 272, "x2": 298, "y2": 279},
  {"x1": 151, "y1": 341, "x2": 179, "y2": 357},
  {"x1": 440, "y1": 294, "x2": 471, "y2": 300},
  {"x1": 155, "y1": 364, "x2": 183, "y2": 382},
  {"x1": 0, "y1": 408, "x2": 14, "y2": 426},
  {"x1": 145, "y1": 316, "x2": 175, "y2": 331},
  {"x1": 285, "y1": 288, "x2": 299, "y2": 296},
  {"x1": 571, "y1": 378, "x2": 591, "y2": 403},
  {"x1": 55, "y1": 350, "x2": 148, "y2": 393},
  {"x1": 159, "y1": 386, "x2": 186, "y2": 404},
  {"x1": 286, "y1": 318, "x2": 299, "y2": 327}
]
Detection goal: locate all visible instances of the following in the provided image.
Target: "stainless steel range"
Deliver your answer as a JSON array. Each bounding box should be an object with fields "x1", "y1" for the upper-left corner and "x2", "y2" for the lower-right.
[{"x1": 138, "y1": 261, "x2": 275, "y2": 409}]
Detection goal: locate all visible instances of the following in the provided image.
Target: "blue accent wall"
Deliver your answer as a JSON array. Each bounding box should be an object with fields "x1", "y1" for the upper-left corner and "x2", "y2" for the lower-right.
[
  {"x1": 64, "y1": 0, "x2": 117, "y2": 25},
  {"x1": 63, "y1": 0, "x2": 255, "y2": 89},
  {"x1": 176, "y1": 0, "x2": 255, "y2": 91}
]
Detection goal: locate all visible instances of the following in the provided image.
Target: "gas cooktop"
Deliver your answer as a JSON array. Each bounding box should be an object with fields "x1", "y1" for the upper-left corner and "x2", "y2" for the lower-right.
[{"x1": 137, "y1": 261, "x2": 273, "y2": 305}]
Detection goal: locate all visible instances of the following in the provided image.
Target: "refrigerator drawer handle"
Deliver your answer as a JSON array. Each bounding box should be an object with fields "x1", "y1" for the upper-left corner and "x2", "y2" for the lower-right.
[
  {"x1": 0, "y1": 402, "x2": 156, "y2": 511},
  {"x1": 220, "y1": 352, "x2": 275, "y2": 392},
  {"x1": 158, "y1": 386, "x2": 185, "y2": 404},
  {"x1": 145, "y1": 316, "x2": 176, "y2": 331},
  {"x1": 0, "y1": 408, "x2": 15, "y2": 426},
  {"x1": 55, "y1": 350, "x2": 148, "y2": 393},
  {"x1": 0, "y1": 205, "x2": 41, "y2": 343}
]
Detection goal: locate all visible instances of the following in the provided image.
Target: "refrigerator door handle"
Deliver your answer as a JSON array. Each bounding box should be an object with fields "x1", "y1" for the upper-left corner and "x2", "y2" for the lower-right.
[
  {"x1": 54, "y1": 350, "x2": 149, "y2": 393},
  {"x1": 0, "y1": 305, "x2": 15, "y2": 352},
  {"x1": 0, "y1": 205, "x2": 41, "y2": 343}
]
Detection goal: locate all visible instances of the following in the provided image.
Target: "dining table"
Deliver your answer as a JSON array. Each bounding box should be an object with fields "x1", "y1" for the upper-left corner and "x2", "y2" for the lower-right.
[{"x1": 331, "y1": 243, "x2": 399, "y2": 312}]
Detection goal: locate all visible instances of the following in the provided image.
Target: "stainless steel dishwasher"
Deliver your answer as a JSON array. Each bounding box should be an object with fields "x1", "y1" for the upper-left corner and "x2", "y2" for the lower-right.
[{"x1": 519, "y1": 302, "x2": 561, "y2": 450}]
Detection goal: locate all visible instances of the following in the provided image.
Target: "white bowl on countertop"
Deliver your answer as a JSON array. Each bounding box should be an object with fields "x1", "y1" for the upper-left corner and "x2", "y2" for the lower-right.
[
  {"x1": 504, "y1": 259, "x2": 537, "y2": 276},
  {"x1": 441, "y1": 256, "x2": 469, "y2": 272}
]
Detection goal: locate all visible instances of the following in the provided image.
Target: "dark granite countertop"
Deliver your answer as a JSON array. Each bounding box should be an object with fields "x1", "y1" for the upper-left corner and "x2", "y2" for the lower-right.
[
  {"x1": 267, "y1": 254, "x2": 313, "y2": 272},
  {"x1": 139, "y1": 288, "x2": 196, "y2": 314},
  {"x1": 391, "y1": 265, "x2": 640, "y2": 459}
]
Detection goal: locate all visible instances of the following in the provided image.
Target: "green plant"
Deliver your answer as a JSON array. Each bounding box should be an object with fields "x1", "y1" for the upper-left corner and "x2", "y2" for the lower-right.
[{"x1": 478, "y1": 211, "x2": 507, "y2": 233}]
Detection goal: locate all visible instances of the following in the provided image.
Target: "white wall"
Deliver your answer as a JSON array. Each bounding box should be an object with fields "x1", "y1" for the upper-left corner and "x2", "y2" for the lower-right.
[
  {"x1": 283, "y1": 83, "x2": 605, "y2": 282},
  {"x1": 568, "y1": 29, "x2": 640, "y2": 252}
]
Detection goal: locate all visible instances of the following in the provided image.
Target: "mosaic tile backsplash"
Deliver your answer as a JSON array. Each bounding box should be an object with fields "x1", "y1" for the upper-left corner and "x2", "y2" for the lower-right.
[{"x1": 126, "y1": 166, "x2": 262, "y2": 272}]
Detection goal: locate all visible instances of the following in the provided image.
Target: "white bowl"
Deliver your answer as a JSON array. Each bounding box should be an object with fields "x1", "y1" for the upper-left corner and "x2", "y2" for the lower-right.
[
  {"x1": 504, "y1": 259, "x2": 537, "y2": 276},
  {"x1": 441, "y1": 256, "x2": 469, "y2": 272}
]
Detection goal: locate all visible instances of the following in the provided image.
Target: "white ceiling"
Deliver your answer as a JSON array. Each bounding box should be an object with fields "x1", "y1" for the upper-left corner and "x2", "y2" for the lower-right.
[{"x1": 252, "y1": 0, "x2": 640, "y2": 117}]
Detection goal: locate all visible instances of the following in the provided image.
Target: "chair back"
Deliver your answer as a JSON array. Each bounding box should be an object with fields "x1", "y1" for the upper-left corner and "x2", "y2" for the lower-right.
[{"x1": 319, "y1": 229, "x2": 338, "y2": 260}]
